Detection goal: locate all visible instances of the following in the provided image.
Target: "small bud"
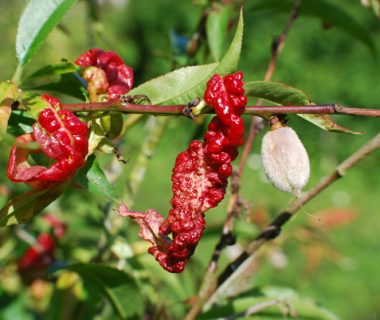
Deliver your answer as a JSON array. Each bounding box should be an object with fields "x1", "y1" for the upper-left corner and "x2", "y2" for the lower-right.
[{"x1": 261, "y1": 125, "x2": 310, "y2": 195}]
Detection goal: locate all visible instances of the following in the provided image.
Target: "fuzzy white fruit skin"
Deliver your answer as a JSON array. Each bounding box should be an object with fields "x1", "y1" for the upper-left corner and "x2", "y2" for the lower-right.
[{"x1": 261, "y1": 126, "x2": 310, "y2": 195}]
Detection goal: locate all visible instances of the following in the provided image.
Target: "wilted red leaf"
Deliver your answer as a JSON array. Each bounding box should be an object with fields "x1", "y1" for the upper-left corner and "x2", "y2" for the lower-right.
[{"x1": 309, "y1": 207, "x2": 358, "y2": 230}]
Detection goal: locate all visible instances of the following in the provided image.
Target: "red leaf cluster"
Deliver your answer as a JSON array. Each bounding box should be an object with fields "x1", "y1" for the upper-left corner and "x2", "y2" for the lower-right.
[
  {"x1": 119, "y1": 72, "x2": 247, "y2": 272},
  {"x1": 18, "y1": 214, "x2": 67, "y2": 283},
  {"x1": 75, "y1": 48, "x2": 134, "y2": 101},
  {"x1": 18, "y1": 233, "x2": 55, "y2": 272},
  {"x1": 7, "y1": 95, "x2": 88, "y2": 189}
]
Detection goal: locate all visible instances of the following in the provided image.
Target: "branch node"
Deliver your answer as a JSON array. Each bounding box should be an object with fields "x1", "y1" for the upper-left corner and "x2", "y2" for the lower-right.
[
  {"x1": 258, "y1": 225, "x2": 281, "y2": 240},
  {"x1": 336, "y1": 166, "x2": 346, "y2": 178}
]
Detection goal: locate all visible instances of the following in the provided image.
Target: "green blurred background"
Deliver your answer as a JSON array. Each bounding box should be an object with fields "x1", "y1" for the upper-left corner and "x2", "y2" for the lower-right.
[{"x1": 1, "y1": 0, "x2": 380, "y2": 319}]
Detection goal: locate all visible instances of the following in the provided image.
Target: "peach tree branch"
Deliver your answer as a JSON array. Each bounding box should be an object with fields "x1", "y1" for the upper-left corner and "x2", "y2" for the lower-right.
[{"x1": 63, "y1": 101, "x2": 380, "y2": 118}]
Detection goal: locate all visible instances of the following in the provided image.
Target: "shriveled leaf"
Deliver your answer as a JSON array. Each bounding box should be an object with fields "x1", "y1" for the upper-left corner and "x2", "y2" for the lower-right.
[
  {"x1": 118, "y1": 204, "x2": 164, "y2": 246},
  {"x1": 206, "y1": 3, "x2": 232, "y2": 61},
  {"x1": 251, "y1": 0, "x2": 375, "y2": 52},
  {"x1": 0, "y1": 82, "x2": 19, "y2": 142},
  {"x1": 16, "y1": 0, "x2": 77, "y2": 67},
  {"x1": 61, "y1": 263, "x2": 144, "y2": 320},
  {"x1": 76, "y1": 155, "x2": 117, "y2": 201},
  {"x1": 200, "y1": 286, "x2": 339, "y2": 320},
  {"x1": 309, "y1": 207, "x2": 358, "y2": 230},
  {"x1": 245, "y1": 81, "x2": 361, "y2": 134},
  {"x1": 0, "y1": 182, "x2": 68, "y2": 227},
  {"x1": 128, "y1": 10, "x2": 243, "y2": 105}
]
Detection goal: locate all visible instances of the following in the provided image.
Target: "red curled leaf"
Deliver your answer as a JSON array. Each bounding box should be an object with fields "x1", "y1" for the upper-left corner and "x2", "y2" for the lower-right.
[
  {"x1": 43, "y1": 214, "x2": 67, "y2": 238},
  {"x1": 75, "y1": 48, "x2": 134, "y2": 101},
  {"x1": 119, "y1": 72, "x2": 247, "y2": 272},
  {"x1": 7, "y1": 95, "x2": 88, "y2": 188},
  {"x1": 18, "y1": 233, "x2": 56, "y2": 283}
]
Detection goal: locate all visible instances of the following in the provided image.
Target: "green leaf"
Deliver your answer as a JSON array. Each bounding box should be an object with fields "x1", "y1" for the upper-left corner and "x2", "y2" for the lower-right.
[
  {"x1": 76, "y1": 155, "x2": 117, "y2": 201},
  {"x1": 297, "y1": 113, "x2": 362, "y2": 134},
  {"x1": 16, "y1": 0, "x2": 77, "y2": 67},
  {"x1": 370, "y1": 0, "x2": 380, "y2": 17},
  {"x1": 20, "y1": 93, "x2": 50, "y2": 119},
  {"x1": 206, "y1": 4, "x2": 232, "y2": 61},
  {"x1": 128, "y1": 10, "x2": 244, "y2": 105},
  {"x1": 251, "y1": 0, "x2": 375, "y2": 53},
  {"x1": 27, "y1": 73, "x2": 85, "y2": 100},
  {"x1": 62, "y1": 263, "x2": 144, "y2": 320},
  {"x1": 128, "y1": 63, "x2": 219, "y2": 105},
  {"x1": 245, "y1": 81, "x2": 311, "y2": 106},
  {"x1": 0, "y1": 82, "x2": 19, "y2": 142},
  {"x1": 200, "y1": 286, "x2": 339, "y2": 320},
  {"x1": 245, "y1": 81, "x2": 361, "y2": 134},
  {"x1": 26, "y1": 62, "x2": 79, "y2": 80},
  {"x1": 0, "y1": 182, "x2": 68, "y2": 227},
  {"x1": 214, "y1": 9, "x2": 244, "y2": 75}
]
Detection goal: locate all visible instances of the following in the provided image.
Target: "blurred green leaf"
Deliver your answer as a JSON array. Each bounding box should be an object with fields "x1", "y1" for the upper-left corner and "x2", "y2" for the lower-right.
[
  {"x1": 370, "y1": 0, "x2": 380, "y2": 17},
  {"x1": 63, "y1": 263, "x2": 144, "y2": 320},
  {"x1": 245, "y1": 81, "x2": 361, "y2": 134},
  {"x1": 251, "y1": 0, "x2": 375, "y2": 53},
  {"x1": 200, "y1": 286, "x2": 340, "y2": 320},
  {"x1": 76, "y1": 155, "x2": 117, "y2": 201},
  {"x1": 128, "y1": 10, "x2": 244, "y2": 105},
  {"x1": 16, "y1": 0, "x2": 77, "y2": 67},
  {"x1": 206, "y1": 4, "x2": 231, "y2": 61},
  {"x1": 0, "y1": 182, "x2": 68, "y2": 226},
  {"x1": 361, "y1": 0, "x2": 380, "y2": 18},
  {"x1": 0, "y1": 82, "x2": 19, "y2": 142}
]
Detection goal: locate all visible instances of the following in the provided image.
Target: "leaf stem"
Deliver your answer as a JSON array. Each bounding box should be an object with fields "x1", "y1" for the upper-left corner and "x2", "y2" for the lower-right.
[{"x1": 11, "y1": 65, "x2": 23, "y2": 85}]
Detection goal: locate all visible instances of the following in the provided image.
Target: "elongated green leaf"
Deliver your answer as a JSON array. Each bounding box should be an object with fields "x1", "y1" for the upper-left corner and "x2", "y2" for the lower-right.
[
  {"x1": 370, "y1": 0, "x2": 380, "y2": 17},
  {"x1": 297, "y1": 113, "x2": 362, "y2": 134},
  {"x1": 16, "y1": 0, "x2": 77, "y2": 67},
  {"x1": 245, "y1": 81, "x2": 311, "y2": 106},
  {"x1": 26, "y1": 62, "x2": 78, "y2": 80},
  {"x1": 206, "y1": 4, "x2": 232, "y2": 61},
  {"x1": 128, "y1": 63, "x2": 219, "y2": 105},
  {"x1": 0, "y1": 182, "x2": 68, "y2": 226},
  {"x1": 128, "y1": 10, "x2": 244, "y2": 105},
  {"x1": 214, "y1": 9, "x2": 244, "y2": 75},
  {"x1": 63, "y1": 264, "x2": 144, "y2": 320},
  {"x1": 200, "y1": 286, "x2": 339, "y2": 320},
  {"x1": 251, "y1": 0, "x2": 375, "y2": 52},
  {"x1": 27, "y1": 73, "x2": 85, "y2": 100},
  {"x1": 76, "y1": 155, "x2": 117, "y2": 201},
  {"x1": 245, "y1": 81, "x2": 361, "y2": 134}
]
